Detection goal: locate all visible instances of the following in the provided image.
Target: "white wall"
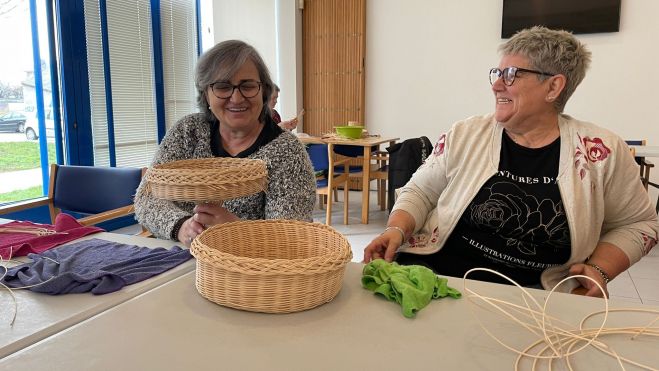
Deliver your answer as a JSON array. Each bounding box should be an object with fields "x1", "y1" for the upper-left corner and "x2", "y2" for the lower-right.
[
  {"x1": 211, "y1": 0, "x2": 302, "y2": 125},
  {"x1": 212, "y1": 0, "x2": 277, "y2": 74},
  {"x1": 211, "y1": 0, "x2": 659, "y2": 198},
  {"x1": 365, "y1": 0, "x2": 659, "y2": 147},
  {"x1": 211, "y1": 0, "x2": 659, "y2": 142}
]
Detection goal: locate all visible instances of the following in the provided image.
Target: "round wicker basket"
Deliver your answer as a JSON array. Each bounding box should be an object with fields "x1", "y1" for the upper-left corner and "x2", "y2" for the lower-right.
[
  {"x1": 143, "y1": 157, "x2": 267, "y2": 202},
  {"x1": 190, "y1": 219, "x2": 353, "y2": 313}
]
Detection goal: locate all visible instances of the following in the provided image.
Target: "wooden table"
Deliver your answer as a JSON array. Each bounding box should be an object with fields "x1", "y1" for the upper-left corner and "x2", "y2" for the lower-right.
[
  {"x1": 298, "y1": 135, "x2": 399, "y2": 224},
  {"x1": 0, "y1": 232, "x2": 195, "y2": 358},
  {"x1": 2, "y1": 262, "x2": 657, "y2": 370}
]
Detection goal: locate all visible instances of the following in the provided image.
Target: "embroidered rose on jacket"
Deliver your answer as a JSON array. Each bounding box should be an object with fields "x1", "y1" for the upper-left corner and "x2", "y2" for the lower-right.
[
  {"x1": 582, "y1": 137, "x2": 611, "y2": 162},
  {"x1": 642, "y1": 233, "x2": 657, "y2": 255},
  {"x1": 433, "y1": 134, "x2": 446, "y2": 156},
  {"x1": 574, "y1": 134, "x2": 611, "y2": 180},
  {"x1": 406, "y1": 227, "x2": 440, "y2": 248}
]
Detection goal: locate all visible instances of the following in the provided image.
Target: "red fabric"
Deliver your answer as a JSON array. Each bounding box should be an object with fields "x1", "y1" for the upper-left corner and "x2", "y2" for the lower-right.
[
  {"x1": 0, "y1": 213, "x2": 104, "y2": 259},
  {"x1": 271, "y1": 109, "x2": 282, "y2": 124}
]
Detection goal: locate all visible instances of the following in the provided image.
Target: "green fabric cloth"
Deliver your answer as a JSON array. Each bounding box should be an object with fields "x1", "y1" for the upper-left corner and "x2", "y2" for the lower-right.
[{"x1": 361, "y1": 259, "x2": 461, "y2": 318}]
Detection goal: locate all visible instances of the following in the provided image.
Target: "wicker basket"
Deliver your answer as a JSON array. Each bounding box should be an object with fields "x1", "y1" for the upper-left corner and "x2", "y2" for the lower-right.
[
  {"x1": 143, "y1": 157, "x2": 267, "y2": 202},
  {"x1": 190, "y1": 219, "x2": 353, "y2": 313}
]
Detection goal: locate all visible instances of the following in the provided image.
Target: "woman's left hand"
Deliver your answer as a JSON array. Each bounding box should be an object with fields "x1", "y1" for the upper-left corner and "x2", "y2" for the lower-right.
[
  {"x1": 568, "y1": 263, "x2": 609, "y2": 298},
  {"x1": 192, "y1": 202, "x2": 239, "y2": 228}
]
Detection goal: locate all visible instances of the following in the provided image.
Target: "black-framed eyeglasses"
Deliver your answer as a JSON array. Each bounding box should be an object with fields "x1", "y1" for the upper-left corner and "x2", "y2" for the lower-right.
[
  {"x1": 489, "y1": 67, "x2": 555, "y2": 86},
  {"x1": 209, "y1": 80, "x2": 262, "y2": 99}
]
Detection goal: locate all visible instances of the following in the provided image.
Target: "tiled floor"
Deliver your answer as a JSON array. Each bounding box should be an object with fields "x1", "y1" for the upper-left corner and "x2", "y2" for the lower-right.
[{"x1": 120, "y1": 189, "x2": 659, "y2": 305}]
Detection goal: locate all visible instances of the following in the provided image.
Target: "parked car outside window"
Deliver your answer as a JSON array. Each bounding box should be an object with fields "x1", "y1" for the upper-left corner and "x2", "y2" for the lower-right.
[
  {"x1": 0, "y1": 111, "x2": 27, "y2": 133},
  {"x1": 25, "y1": 110, "x2": 55, "y2": 140}
]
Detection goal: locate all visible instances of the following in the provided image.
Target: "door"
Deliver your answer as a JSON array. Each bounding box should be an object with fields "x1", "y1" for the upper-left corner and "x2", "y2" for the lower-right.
[{"x1": 302, "y1": 0, "x2": 366, "y2": 136}]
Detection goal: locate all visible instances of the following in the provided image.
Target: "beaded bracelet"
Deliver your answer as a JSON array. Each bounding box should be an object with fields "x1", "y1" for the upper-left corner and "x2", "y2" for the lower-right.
[
  {"x1": 170, "y1": 216, "x2": 189, "y2": 241},
  {"x1": 586, "y1": 262, "x2": 611, "y2": 284},
  {"x1": 383, "y1": 226, "x2": 406, "y2": 243}
]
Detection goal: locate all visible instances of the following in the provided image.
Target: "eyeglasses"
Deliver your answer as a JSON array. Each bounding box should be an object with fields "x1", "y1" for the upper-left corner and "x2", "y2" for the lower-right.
[
  {"x1": 489, "y1": 67, "x2": 555, "y2": 86},
  {"x1": 209, "y1": 80, "x2": 262, "y2": 99}
]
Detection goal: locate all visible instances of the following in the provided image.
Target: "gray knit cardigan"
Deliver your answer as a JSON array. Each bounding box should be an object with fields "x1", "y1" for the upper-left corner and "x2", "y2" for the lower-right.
[{"x1": 134, "y1": 113, "x2": 316, "y2": 240}]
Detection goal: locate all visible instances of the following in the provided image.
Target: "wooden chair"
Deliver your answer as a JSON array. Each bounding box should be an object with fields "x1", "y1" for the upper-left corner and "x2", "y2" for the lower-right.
[
  {"x1": 628, "y1": 147, "x2": 658, "y2": 216},
  {"x1": 626, "y1": 140, "x2": 654, "y2": 190},
  {"x1": 0, "y1": 164, "x2": 144, "y2": 227},
  {"x1": 306, "y1": 144, "x2": 351, "y2": 225},
  {"x1": 333, "y1": 145, "x2": 389, "y2": 211},
  {"x1": 362, "y1": 150, "x2": 389, "y2": 210},
  {"x1": 647, "y1": 180, "x2": 659, "y2": 215}
]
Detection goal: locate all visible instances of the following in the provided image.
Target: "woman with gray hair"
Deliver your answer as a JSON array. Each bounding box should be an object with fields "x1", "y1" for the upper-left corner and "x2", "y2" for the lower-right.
[
  {"x1": 135, "y1": 40, "x2": 316, "y2": 246},
  {"x1": 364, "y1": 26, "x2": 658, "y2": 297}
]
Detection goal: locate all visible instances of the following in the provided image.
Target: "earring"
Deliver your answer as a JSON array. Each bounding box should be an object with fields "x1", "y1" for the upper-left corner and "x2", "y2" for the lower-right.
[
  {"x1": 547, "y1": 96, "x2": 555, "y2": 101},
  {"x1": 208, "y1": 106, "x2": 211, "y2": 109}
]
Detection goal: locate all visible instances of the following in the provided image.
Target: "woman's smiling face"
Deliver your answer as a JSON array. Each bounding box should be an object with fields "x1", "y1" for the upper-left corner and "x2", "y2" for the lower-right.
[
  {"x1": 207, "y1": 59, "x2": 263, "y2": 131},
  {"x1": 491, "y1": 54, "x2": 552, "y2": 128}
]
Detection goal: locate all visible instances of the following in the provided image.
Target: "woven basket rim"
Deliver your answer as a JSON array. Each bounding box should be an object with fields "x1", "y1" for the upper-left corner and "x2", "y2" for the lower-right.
[
  {"x1": 144, "y1": 157, "x2": 268, "y2": 202},
  {"x1": 145, "y1": 158, "x2": 267, "y2": 183},
  {"x1": 190, "y1": 220, "x2": 352, "y2": 275}
]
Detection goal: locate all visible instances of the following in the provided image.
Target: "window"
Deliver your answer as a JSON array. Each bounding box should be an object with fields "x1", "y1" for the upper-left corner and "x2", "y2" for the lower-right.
[
  {"x1": 161, "y1": 0, "x2": 199, "y2": 131},
  {"x1": 85, "y1": 0, "x2": 158, "y2": 167},
  {"x1": 84, "y1": 0, "x2": 198, "y2": 168},
  {"x1": 0, "y1": 0, "x2": 58, "y2": 204},
  {"x1": 1, "y1": 0, "x2": 198, "y2": 210}
]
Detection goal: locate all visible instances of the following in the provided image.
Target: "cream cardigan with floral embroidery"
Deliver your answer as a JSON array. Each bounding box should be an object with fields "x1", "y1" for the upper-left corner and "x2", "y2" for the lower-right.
[{"x1": 393, "y1": 113, "x2": 659, "y2": 291}]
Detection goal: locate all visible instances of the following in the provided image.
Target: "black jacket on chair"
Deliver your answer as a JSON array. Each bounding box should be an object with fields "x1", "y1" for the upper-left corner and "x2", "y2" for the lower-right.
[{"x1": 386, "y1": 136, "x2": 433, "y2": 213}]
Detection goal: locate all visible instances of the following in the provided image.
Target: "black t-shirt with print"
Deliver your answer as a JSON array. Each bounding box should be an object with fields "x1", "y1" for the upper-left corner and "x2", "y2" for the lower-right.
[{"x1": 402, "y1": 132, "x2": 571, "y2": 286}]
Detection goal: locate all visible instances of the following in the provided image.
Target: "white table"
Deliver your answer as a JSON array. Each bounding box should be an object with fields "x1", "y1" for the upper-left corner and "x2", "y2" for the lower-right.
[
  {"x1": 629, "y1": 145, "x2": 659, "y2": 158},
  {"x1": 2, "y1": 262, "x2": 657, "y2": 370},
  {"x1": 0, "y1": 232, "x2": 194, "y2": 358}
]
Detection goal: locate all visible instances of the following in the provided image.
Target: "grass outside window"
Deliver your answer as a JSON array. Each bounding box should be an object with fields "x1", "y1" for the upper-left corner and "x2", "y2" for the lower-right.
[
  {"x1": 0, "y1": 142, "x2": 56, "y2": 203},
  {"x1": 0, "y1": 142, "x2": 56, "y2": 172}
]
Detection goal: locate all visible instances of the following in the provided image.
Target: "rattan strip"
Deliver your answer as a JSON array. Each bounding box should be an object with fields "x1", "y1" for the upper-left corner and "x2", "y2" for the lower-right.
[
  {"x1": 144, "y1": 158, "x2": 267, "y2": 202},
  {"x1": 189, "y1": 219, "x2": 352, "y2": 313}
]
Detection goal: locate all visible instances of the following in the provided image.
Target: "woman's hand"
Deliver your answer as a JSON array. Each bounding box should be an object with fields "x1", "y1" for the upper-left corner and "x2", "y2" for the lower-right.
[
  {"x1": 569, "y1": 263, "x2": 609, "y2": 298},
  {"x1": 362, "y1": 228, "x2": 405, "y2": 263},
  {"x1": 177, "y1": 216, "x2": 204, "y2": 247},
  {"x1": 193, "y1": 202, "x2": 239, "y2": 227},
  {"x1": 177, "y1": 203, "x2": 239, "y2": 247}
]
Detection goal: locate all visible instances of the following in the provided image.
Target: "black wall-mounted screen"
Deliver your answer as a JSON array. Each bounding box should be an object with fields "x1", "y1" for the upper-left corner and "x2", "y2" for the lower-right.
[{"x1": 501, "y1": 0, "x2": 621, "y2": 38}]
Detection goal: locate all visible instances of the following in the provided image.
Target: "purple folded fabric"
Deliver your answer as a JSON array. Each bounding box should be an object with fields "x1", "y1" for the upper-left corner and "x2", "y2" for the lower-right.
[{"x1": 1, "y1": 238, "x2": 192, "y2": 295}]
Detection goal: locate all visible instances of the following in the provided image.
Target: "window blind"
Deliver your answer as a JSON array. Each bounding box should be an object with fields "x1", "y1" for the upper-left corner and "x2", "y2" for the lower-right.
[
  {"x1": 83, "y1": 0, "x2": 110, "y2": 165},
  {"x1": 108, "y1": 0, "x2": 157, "y2": 167},
  {"x1": 83, "y1": 0, "x2": 198, "y2": 168},
  {"x1": 161, "y1": 0, "x2": 199, "y2": 131}
]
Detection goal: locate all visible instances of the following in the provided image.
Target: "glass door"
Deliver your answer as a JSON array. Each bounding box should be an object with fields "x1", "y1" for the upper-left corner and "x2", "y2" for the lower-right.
[{"x1": 0, "y1": 0, "x2": 61, "y2": 204}]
